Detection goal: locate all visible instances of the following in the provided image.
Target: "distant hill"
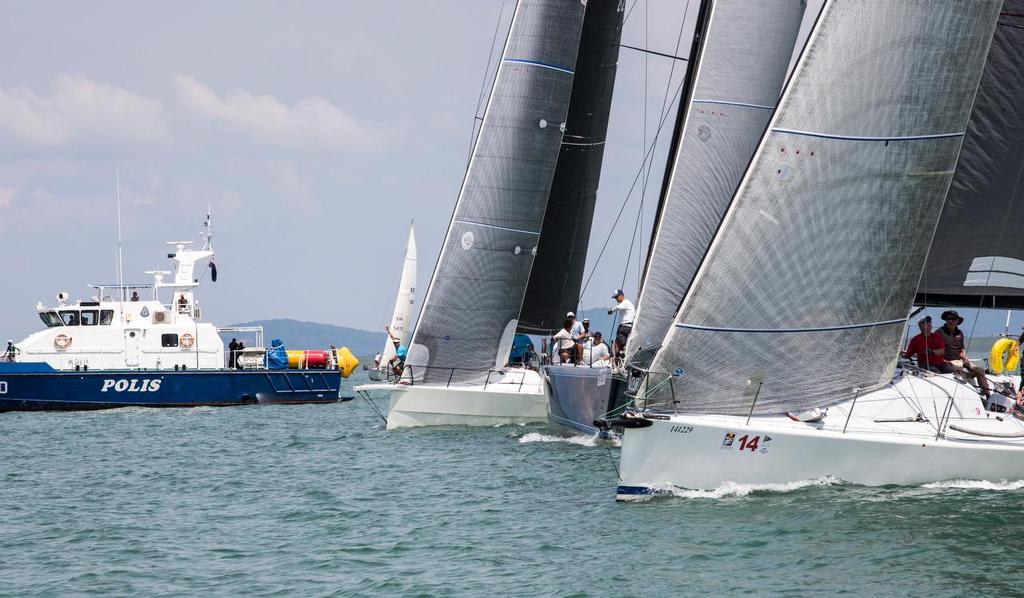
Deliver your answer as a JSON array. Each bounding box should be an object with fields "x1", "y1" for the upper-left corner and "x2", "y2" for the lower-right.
[{"x1": 227, "y1": 319, "x2": 386, "y2": 357}]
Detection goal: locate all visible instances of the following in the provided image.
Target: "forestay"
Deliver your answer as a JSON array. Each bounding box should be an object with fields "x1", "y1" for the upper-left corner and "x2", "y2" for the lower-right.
[
  {"x1": 625, "y1": 0, "x2": 806, "y2": 370},
  {"x1": 641, "y1": 0, "x2": 1002, "y2": 415},
  {"x1": 380, "y1": 224, "x2": 417, "y2": 367},
  {"x1": 917, "y1": 6, "x2": 1024, "y2": 309},
  {"x1": 405, "y1": 0, "x2": 586, "y2": 386},
  {"x1": 519, "y1": 0, "x2": 625, "y2": 335}
]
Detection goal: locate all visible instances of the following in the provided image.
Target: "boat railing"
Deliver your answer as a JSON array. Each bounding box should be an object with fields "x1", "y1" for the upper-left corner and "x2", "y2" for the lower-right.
[{"x1": 400, "y1": 365, "x2": 537, "y2": 392}]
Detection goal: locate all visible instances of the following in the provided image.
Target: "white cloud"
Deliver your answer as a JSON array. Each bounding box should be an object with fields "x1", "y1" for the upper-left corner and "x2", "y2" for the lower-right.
[
  {"x1": 174, "y1": 75, "x2": 377, "y2": 151},
  {"x1": 0, "y1": 74, "x2": 169, "y2": 147},
  {"x1": 0, "y1": 187, "x2": 14, "y2": 209}
]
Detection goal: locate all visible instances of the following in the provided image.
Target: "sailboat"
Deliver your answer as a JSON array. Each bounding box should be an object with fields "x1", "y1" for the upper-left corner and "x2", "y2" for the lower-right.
[
  {"x1": 368, "y1": 223, "x2": 417, "y2": 382},
  {"x1": 374, "y1": 0, "x2": 606, "y2": 429},
  {"x1": 545, "y1": 0, "x2": 808, "y2": 435},
  {"x1": 615, "y1": 0, "x2": 1016, "y2": 499}
]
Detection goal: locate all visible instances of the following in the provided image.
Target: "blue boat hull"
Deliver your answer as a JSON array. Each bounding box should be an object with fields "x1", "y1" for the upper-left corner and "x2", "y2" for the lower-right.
[{"x1": 0, "y1": 365, "x2": 343, "y2": 412}]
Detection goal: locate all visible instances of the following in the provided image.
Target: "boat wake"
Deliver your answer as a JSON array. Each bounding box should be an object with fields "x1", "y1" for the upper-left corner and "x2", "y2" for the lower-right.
[
  {"x1": 655, "y1": 477, "x2": 841, "y2": 500},
  {"x1": 921, "y1": 479, "x2": 1024, "y2": 491},
  {"x1": 518, "y1": 432, "x2": 620, "y2": 447}
]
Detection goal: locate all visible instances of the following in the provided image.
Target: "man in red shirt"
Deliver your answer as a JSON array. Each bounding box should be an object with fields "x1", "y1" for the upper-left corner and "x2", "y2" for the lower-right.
[{"x1": 901, "y1": 316, "x2": 947, "y2": 372}]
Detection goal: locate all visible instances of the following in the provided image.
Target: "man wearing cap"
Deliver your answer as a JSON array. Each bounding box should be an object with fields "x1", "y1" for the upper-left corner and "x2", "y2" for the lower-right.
[
  {"x1": 937, "y1": 310, "x2": 991, "y2": 398},
  {"x1": 581, "y1": 331, "x2": 611, "y2": 367},
  {"x1": 385, "y1": 325, "x2": 408, "y2": 376},
  {"x1": 900, "y1": 316, "x2": 945, "y2": 372},
  {"x1": 608, "y1": 289, "x2": 635, "y2": 360}
]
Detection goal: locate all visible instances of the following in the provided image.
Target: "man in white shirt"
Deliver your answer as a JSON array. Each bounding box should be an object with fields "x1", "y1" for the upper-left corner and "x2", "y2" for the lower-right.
[
  {"x1": 551, "y1": 319, "x2": 575, "y2": 363},
  {"x1": 567, "y1": 311, "x2": 586, "y2": 364},
  {"x1": 581, "y1": 331, "x2": 611, "y2": 367},
  {"x1": 607, "y1": 289, "x2": 635, "y2": 360}
]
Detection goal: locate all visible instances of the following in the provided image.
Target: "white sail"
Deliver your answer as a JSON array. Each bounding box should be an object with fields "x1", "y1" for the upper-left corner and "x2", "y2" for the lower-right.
[
  {"x1": 640, "y1": 0, "x2": 1002, "y2": 415},
  {"x1": 625, "y1": 0, "x2": 806, "y2": 370},
  {"x1": 379, "y1": 224, "x2": 417, "y2": 368}
]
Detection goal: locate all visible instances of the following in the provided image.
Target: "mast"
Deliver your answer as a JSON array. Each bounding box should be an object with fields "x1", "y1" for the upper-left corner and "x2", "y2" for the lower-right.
[
  {"x1": 638, "y1": 0, "x2": 712, "y2": 291},
  {"x1": 641, "y1": 0, "x2": 1002, "y2": 416}
]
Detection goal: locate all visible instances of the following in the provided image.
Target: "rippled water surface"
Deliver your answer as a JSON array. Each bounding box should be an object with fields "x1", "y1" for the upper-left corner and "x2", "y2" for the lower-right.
[{"x1": 3, "y1": 372, "x2": 1024, "y2": 596}]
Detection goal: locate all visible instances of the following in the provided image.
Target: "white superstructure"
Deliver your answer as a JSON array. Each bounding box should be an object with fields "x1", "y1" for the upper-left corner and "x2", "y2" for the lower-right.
[{"x1": 15, "y1": 218, "x2": 242, "y2": 372}]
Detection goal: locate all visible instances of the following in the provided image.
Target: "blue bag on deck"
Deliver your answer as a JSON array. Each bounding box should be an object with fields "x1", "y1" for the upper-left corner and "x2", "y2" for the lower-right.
[{"x1": 267, "y1": 339, "x2": 288, "y2": 370}]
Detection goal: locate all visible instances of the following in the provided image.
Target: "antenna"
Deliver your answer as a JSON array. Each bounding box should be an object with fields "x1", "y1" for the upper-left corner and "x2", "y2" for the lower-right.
[
  {"x1": 203, "y1": 205, "x2": 214, "y2": 251},
  {"x1": 116, "y1": 169, "x2": 125, "y2": 303}
]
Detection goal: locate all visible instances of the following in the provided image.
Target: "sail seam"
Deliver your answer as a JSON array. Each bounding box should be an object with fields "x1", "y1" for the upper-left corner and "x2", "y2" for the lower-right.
[
  {"x1": 675, "y1": 318, "x2": 906, "y2": 333},
  {"x1": 692, "y1": 99, "x2": 774, "y2": 110},
  {"x1": 772, "y1": 128, "x2": 964, "y2": 142},
  {"x1": 502, "y1": 58, "x2": 575, "y2": 74},
  {"x1": 453, "y1": 219, "x2": 540, "y2": 235}
]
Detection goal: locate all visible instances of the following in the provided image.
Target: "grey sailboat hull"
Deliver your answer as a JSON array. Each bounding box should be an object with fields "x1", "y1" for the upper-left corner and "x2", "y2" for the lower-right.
[{"x1": 543, "y1": 365, "x2": 627, "y2": 436}]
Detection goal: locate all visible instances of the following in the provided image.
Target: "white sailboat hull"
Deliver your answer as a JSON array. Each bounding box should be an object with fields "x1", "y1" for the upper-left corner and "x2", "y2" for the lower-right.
[
  {"x1": 617, "y1": 372, "x2": 1024, "y2": 500},
  {"x1": 385, "y1": 369, "x2": 547, "y2": 429}
]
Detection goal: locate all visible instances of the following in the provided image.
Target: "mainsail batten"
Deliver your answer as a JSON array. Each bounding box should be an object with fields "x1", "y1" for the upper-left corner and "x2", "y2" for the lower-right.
[
  {"x1": 917, "y1": 6, "x2": 1024, "y2": 308},
  {"x1": 406, "y1": 0, "x2": 586, "y2": 386},
  {"x1": 642, "y1": 0, "x2": 1002, "y2": 415},
  {"x1": 625, "y1": 0, "x2": 806, "y2": 370},
  {"x1": 518, "y1": 0, "x2": 626, "y2": 335}
]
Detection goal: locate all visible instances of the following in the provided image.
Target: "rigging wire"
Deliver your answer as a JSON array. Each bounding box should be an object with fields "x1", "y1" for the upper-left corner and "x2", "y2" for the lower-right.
[
  {"x1": 580, "y1": 1, "x2": 693, "y2": 302},
  {"x1": 579, "y1": 72, "x2": 687, "y2": 301},
  {"x1": 465, "y1": 0, "x2": 510, "y2": 165}
]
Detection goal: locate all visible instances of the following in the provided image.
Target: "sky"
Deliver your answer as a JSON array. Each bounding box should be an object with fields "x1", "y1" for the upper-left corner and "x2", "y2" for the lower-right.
[{"x1": 1, "y1": 0, "x2": 835, "y2": 340}]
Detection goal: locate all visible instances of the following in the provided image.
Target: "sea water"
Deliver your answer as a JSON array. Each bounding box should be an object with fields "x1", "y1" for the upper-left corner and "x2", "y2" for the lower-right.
[{"x1": 2, "y1": 371, "x2": 1024, "y2": 596}]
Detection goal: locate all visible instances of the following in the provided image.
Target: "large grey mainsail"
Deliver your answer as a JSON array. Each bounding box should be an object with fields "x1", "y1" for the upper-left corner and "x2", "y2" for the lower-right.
[
  {"x1": 625, "y1": 0, "x2": 806, "y2": 370},
  {"x1": 640, "y1": 0, "x2": 1001, "y2": 415},
  {"x1": 518, "y1": 0, "x2": 625, "y2": 335},
  {"x1": 917, "y1": 5, "x2": 1024, "y2": 309},
  {"x1": 406, "y1": 0, "x2": 586, "y2": 386}
]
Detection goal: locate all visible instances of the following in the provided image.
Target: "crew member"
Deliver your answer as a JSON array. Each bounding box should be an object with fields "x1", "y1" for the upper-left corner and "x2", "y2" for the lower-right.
[
  {"x1": 937, "y1": 310, "x2": 991, "y2": 398},
  {"x1": 386, "y1": 326, "x2": 407, "y2": 376},
  {"x1": 228, "y1": 338, "x2": 240, "y2": 368},
  {"x1": 608, "y1": 289, "x2": 635, "y2": 360},
  {"x1": 582, "y1": 331, "x2": 611, "y2": 367},
  {"x1": 552, "y1": 319, "x2": 575, "y2": 364},
  {"x1": 900, "y1": 316, "x2": 945, "y2": 372},
  {"x1": 4, "y1": 340, "x2": 19, "y2": 363}
]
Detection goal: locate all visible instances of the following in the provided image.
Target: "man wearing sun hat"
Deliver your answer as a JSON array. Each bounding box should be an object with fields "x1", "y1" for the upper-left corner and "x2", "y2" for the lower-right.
[{"x1": 937, "y1": 310, "x2": 991, "y2": 398}]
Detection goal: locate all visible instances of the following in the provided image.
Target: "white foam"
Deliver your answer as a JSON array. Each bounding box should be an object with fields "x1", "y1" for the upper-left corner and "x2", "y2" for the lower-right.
[
  {"x1": 518, "y1": 432, "x2": 602, "y2": 447},
  {"x1": 921, "y1": 479, "x2": 1024, "y2": 491},
  {"x1": 658, "y1": 476, "x2": 841, "y2": 499}
]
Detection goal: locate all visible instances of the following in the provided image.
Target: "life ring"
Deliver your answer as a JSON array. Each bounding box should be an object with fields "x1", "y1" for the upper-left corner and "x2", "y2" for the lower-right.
[
  {"x1": 54, "y1": 334, "x2": 72, "y2": 349},
  {"x1": 180, "y1": 333, "x2": 195, "y2": 349},
  {"x1": 989, "y1": 338, "x2": 1020, "y2": 374}
]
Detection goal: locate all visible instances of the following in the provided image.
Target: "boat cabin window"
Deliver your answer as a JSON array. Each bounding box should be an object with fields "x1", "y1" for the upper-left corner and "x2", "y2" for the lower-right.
[
  {"x1": 38, "y1": 311, "x2": 63, "y2": 327},
  {"x1": 80, "y1": 310, "x2": 98, "y2": 326},
  {"x1": 59, "y1": 310, "x2": 80, "y2": 326},
  {"x1": 100, "y1": 310, "x2": 114, "y2": 325},
  {"x1": 161, "y1": 333, "x2": 179, "y2": 348}
]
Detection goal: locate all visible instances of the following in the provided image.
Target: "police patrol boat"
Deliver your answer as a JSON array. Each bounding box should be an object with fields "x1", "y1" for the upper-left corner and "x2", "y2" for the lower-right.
[{"x1": 0, "y1": 215, "x2": 357, "y2": 412}]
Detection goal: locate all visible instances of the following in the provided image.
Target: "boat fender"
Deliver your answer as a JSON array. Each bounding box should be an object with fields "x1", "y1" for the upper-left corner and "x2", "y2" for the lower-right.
[
  {"x1": 989, "y1": 338, "x2": 1019, "y2": 374},
  {"x1": 336, "y1": 347, "x2": 360, "y2": 378},
  {"x1": 54, "y1": 334, "x2": 72, "y2": 349},
  {"x1": 180, "y1": 333, "x2": 195, "y2": 348}
]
